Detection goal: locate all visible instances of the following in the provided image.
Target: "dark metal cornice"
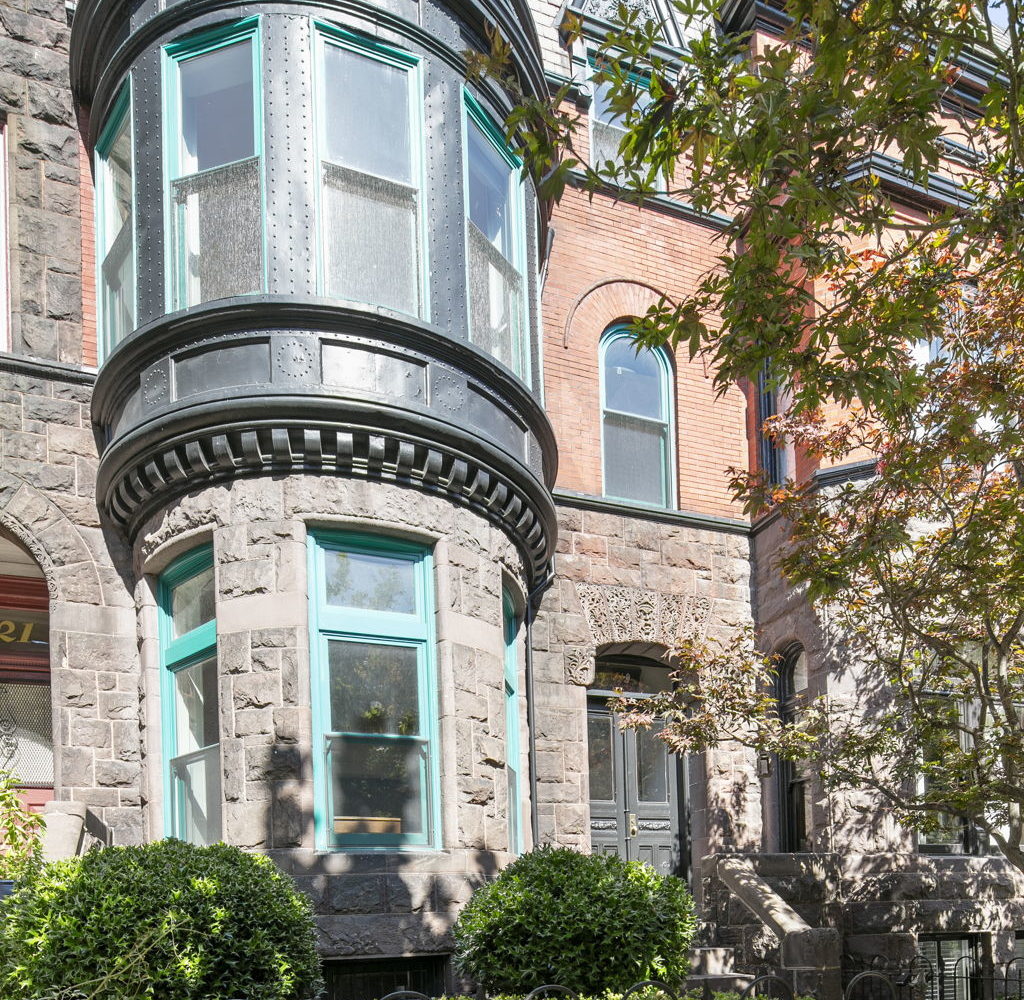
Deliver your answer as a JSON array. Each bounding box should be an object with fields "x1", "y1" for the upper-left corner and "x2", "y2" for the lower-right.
[
  {"x1": 71, "y1": 0, "x2": 547, "y2": 133},
  {"x1": 844, "y1": 152, "x2": 974, "y2": 211}
]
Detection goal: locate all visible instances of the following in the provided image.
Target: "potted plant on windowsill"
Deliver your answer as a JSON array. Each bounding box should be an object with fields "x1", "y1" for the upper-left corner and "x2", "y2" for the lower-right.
[{"x1": 0, "y1": 769, "x2": 44, "y2": 902}]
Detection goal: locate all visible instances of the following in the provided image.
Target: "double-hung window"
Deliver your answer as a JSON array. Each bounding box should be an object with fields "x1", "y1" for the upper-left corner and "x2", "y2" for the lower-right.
[
  {"x1": 464, "y1": 95, "x2": 528, "y2": 379},
  {"x1": 159, "y1": 547, "x2": 221, "y2": 845},
  {"x1": 757, "y1": 360, "x2": 786, "y2": 486},
  {"x1": 309, "y1": 534, "x2": 438, "y2": 849},
  {"x1": 95, "y1": 86, "x2": 135, "y2": 355},
  {"x1": 165, "y1": 21, "x2": 263, "y2": 310},
  {"x1": 600, "y1": 326, "x2": 674, "y2": 507},
  {"x1": 590, "y1": 61, "x2": 652, "y2": 169},
  {"x1": 315, "y1": 29, "x2": 424, "y2": 318},
  {"x1": 503, "y1": 593, "x2": 523, "y2": 855}
]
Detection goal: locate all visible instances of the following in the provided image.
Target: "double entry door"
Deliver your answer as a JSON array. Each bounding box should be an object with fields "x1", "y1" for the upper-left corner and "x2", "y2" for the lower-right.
[{"x1": 587, "y1": 698, "x2": 686, "y2": 876}]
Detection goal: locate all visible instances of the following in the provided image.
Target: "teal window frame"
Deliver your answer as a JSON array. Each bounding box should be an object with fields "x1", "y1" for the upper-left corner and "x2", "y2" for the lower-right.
[
  {"x1": 311, "y1": 25, "x2": 428, "y2": 319},
  {"x1": 308, "y1": 532, "x2": 439, "y2": 850},
  {"x1": 503, "y1": 592, "x2": 523, "y2": 855},
  {"x1": 157, "y1": 545, "x2": 220, "y2": 843},
  {"x1": 599, "y1": 325, "x2": 675, "y2": 508},
  {"x1": 162, "y1": 18, "x2": 265, "y2": 311},
  {"x1": 462, "y1": 91, "x2": 530, "y2": 382},
  {"x1": 94, "y1": 84, "x2": 135, "y2": 360}
]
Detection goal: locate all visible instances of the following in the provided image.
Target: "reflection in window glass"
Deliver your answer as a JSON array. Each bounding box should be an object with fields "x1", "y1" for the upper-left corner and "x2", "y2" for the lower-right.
[
  {"x1": 162, "y1": 550, "x2": 221, "y2": 846},
  {"x1": 169, "y1": 34, "x2": 262, "y2": 309},
  {"x1": 636, "y1": 725, "x2": 668, "y2": 802},
  {"x1": 465, "y1": 110, "x2": 527, "y2": 378},
  {"x1": 319, "y1": 40, "x2": 420, "y2": 317},
  {"x1": 328, "y1": 641, "x2": 420, "y2": 735},
  {"x1": 171, "y1": 564, "x2": 215, "y2": 637},
  {"x1": 96, "y1": 97, "x2": 135, "y2": 353},
  {"x1": 0, "y1": 681, "x2": 53, "y2": 786},
  {"x1": 324, "y1": 549, "x2": 415, "y2": 614},
  {"x1": 587, "y1": 714, "x2": 614, "y2": 801},
  {"x1": 178, "y1": 41, "x2": 254, "y2": 173},
  {"x1": 313, "y1": 536, "x2": 435, "y2": 848},
  {"x1": 601, "y1": 329, "x2": 672, "y2": 507}
]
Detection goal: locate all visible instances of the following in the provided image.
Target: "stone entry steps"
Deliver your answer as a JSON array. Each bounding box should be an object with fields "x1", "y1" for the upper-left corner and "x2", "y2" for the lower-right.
[{"x1": 687, "y1": 946, "x2": 756, "y2": 994}]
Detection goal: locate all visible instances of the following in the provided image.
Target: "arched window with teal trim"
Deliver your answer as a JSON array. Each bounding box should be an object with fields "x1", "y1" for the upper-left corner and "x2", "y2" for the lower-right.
[
  {"x1": 158, "y1": 546, "x2": 220, "y2": 845},
  {"x1": 600, "y1": 326, "x2": 674, "y2": 508}
]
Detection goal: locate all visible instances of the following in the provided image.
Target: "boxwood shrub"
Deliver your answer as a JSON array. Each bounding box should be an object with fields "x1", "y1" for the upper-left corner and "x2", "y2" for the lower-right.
[
  {"x1": 453, "y1": 846, "x2": 696, "y2": 993},
  {"x1": 0, "y1": 839, "x2": 323, "y2": 1000}
]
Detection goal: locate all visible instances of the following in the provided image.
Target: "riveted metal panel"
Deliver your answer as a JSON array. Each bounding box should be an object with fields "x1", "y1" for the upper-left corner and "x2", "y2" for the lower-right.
[
  {"x1": 132, "y1": 46, "x2": 165, "y2": 327},
  {"x1": 263, "y1": 14, "x2": 317, "y2": 296},
  {"x1": 424, "y1": 64, "x2": 468, "y2": 340}
]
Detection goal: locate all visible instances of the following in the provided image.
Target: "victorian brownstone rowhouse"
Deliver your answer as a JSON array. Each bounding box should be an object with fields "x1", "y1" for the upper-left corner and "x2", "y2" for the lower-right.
[{"x1": 0, "y1": 0, "x2": 1021, "y2": 993}]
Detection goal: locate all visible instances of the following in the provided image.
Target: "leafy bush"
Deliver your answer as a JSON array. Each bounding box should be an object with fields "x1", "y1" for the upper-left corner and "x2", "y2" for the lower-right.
[
  {"x1": 0, "y1": 769, "x2": 43, "y2": 881},
  {"x1": 0, "y1": 839, "x2": 323, "y2": 1000},
  {"x1": 453, "y1": 846, "x2": 696, "y2": 993}
]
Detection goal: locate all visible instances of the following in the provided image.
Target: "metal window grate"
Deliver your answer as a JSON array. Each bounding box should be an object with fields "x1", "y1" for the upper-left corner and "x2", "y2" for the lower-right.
[
  {"x1": 0, "y1": 680, "x2": 53, "y2": 786},
  {"x1": 323, "y1": 956, "x2": 448, "y2": 1000}
]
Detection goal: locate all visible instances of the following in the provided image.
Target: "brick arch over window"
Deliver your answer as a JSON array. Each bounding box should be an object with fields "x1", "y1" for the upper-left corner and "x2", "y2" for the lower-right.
[{"x1": 562, "y1": 278, "x2": 670, "y2": 350}]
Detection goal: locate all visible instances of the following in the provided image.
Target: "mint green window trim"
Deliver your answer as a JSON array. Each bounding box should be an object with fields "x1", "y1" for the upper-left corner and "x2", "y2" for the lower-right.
[
  {"x1": 312, "y1": 25, "x2": 428, "y2": 320},
  {"x1": 462, "y1": 91, "x2": 530, "y2": 382},
  {"x1": 162, "y1": 18, "x2": 265, "y2": 311},
  {"x1": 503, "y1": 592, "x2": 523, "y2": 855},
  {"x1": 308, "y1": 532, "x2": 439, "y2": 850},
  {"x1": 599, "y1": 325, "x2": 675, "y2": 509},
  {"x1": 94, "y1": 84, "x2": 135, "y2": 360},
  {"x1": 158, "y1": 545, "x2": 220, "y2": 844}
]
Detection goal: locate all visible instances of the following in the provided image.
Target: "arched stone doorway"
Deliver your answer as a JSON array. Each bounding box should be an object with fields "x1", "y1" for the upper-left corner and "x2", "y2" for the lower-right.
[
  {"x1": 587, "y1": 652, "x2": 687, "y2": 877},
  {"x1": 0, "y1": 529, "x2": 52, "y2": 810}
]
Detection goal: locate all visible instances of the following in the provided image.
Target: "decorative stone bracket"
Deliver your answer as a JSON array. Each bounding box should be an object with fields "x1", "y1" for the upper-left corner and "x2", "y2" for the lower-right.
[{"x1": 564, "y1": 584, "x2": 712, "y2": 685}]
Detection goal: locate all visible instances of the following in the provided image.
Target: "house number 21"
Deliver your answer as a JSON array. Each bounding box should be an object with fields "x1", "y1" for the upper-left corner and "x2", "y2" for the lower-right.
[{"x1": 0, "y1": 620, "x2": 34, "y2": 642}]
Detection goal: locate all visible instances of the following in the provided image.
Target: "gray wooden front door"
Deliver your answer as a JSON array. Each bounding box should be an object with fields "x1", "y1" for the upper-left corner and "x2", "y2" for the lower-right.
[{"x1": 587, "y1": 699, "x2": 685, "y2": 876}]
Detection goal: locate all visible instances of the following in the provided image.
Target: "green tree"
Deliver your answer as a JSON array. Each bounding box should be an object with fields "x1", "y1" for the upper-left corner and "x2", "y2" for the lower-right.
[{"x1": 479, "y1": 0, "x2": 1024, "y2": 867}]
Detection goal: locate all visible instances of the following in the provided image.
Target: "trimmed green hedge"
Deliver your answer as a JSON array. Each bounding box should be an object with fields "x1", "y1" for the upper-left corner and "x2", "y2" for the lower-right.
[
  {"x1": 453, "y1": 847, "x2": 696, "y2": 994},
  {"x1": 0, "y1": 839, "x2": 323, "y2": 1000}
]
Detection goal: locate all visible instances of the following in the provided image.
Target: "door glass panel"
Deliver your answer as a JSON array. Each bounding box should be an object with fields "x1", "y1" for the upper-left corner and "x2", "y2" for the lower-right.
[
  {"x1": 173, "y1": 656, "x2": 218, "y2": 753},
  {"x1": 329, "y1": 735, "x2": 424, "y2": 835},
  {"x1": 328, "y1": 641, "x2": 420, "y2": 735},
  {"x1": 587, "y1": 713, "x2": 615, "y2": 801},
  {"x1": 324, "y1": 550, "x2": 415, "y2": 614},
  {"x1": 171, "y1": 565, "x2": 215, "y2": 637},
  {"x1": 179, "y1": 41, "x2": 254, "y2": 173},
  {"x1": 636, "y1": 725, "x2": 668, "y2": 802}
]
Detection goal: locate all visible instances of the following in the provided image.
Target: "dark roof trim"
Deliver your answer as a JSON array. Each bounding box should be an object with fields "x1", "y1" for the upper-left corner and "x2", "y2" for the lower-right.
[
  {"x1": 719, "y1": 0, "x2": 1005, "y2": 107},
  {"x1": 845, "y1": 152, "x2": 974, "y2": 211},
  {"x1": 0, "y1": 352, "x2": 97, "y2": 386},
  {"x1": 566, "y1": 168, "x2": 733, "y2": 230},
  {"x1": 554, "y1": 487, "x2": 751, "y2": 536}
]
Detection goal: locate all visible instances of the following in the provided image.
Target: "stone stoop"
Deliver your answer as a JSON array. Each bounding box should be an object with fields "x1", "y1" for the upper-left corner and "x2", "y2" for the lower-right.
[{"x1": 686, "y1": 946, "x2": 756, "y2": 994}]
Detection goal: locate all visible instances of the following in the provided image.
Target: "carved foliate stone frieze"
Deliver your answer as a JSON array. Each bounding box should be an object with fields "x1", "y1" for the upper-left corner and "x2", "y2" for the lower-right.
[
  {"x1": 565, "y1": 646, "x2": 594, "y2": 686},
  {"x1": 575, "y1": 583, "x2": 711, "y2": 649}
]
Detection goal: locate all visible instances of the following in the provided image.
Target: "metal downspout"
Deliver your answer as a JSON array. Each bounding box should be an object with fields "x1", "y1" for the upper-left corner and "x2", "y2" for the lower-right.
[{"x1": 525, "y1": 561, "x2": 556, "y2": 847}]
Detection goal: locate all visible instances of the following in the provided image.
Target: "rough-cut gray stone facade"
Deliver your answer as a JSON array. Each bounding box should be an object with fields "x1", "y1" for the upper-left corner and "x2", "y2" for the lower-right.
[
  {"x1": 134, "y1": 475, "x2": 529, "y2": 955},
  {"x1": 0, "y1": 0, "x2": 84, "y2": 363}
]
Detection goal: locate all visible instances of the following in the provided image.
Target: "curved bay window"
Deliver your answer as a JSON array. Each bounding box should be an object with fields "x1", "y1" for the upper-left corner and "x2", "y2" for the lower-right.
[
  {"x1": 0, "y1": 537, "x2": 52, "y2": 811},
  {"x1": 315, "y1": 28, "x2": 424, "y2": 318},
  {"x1": 165, "y1": 20, "x2": 264, "y2": 310},
  {"x1": 465, "y1": 94, "x2": 528, "y2": 379},
  {"x1": 309, "y1": 533, "x2": 438, "y2": 849},
  {"x1": 600, "y1": 326, "x2": 674, "y2": 507},
  {"x1": 159, "y1": 547, "x2": 221, "y2": 844},
  {"x1": 776, "y1": 642, "x2": 808, "y2": 852}
]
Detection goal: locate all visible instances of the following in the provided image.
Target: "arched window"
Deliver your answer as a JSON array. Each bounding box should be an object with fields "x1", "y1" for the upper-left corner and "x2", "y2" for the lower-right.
[
  {"x1": 776, "y1": 642, "x2": 808, "y2": 852},
  {"x1": 600, "y1": 326, "x2": 673, "y2": 507}
]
